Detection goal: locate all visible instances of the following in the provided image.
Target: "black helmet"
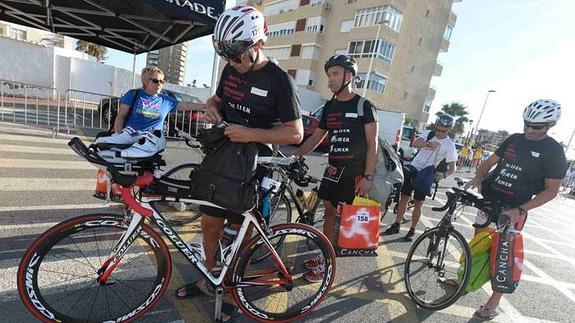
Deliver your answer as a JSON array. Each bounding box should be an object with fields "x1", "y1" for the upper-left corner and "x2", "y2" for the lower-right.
[
  {"x1": 435, "y1": 114, "x2": 455, "y2": 128},
  {"x1": 324, "y1": 54, "x2": 357, "y2": 76}
]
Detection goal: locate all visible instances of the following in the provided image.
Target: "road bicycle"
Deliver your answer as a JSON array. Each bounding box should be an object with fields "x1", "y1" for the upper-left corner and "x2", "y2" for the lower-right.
[
  {"x1": 403, "y1": 178, "x2": 504, "y2": 310},
  {"x1": 17, "y1": 137, "x2": 336, "y2": 322}
]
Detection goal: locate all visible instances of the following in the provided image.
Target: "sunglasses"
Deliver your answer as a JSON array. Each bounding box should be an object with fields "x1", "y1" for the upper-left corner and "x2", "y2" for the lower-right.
[
  {"x1": 149, "y1": 78, "x2": 164, "y2": 84},
  {"x1": 213, "y1": 38, "x2": 254, "y2": 64},
  {"x1": 524, "y1": 122, "x2": 547, "y2": 130},
  {"x1": 435, "y1": 128, "x2": 450, "y2": 133}
]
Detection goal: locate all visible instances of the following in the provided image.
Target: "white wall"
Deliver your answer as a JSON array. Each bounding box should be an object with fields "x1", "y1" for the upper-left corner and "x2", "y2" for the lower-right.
[
  {"x1": 297, "y1": 85, "x2": 324, "y2": 112},
  {"x1": 0, "y1": 37, "x2": 54, "y2": 88}
]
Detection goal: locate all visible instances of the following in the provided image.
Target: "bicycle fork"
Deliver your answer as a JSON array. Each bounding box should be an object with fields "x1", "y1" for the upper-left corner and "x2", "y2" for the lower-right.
[{"x1": 97, "y1": 213, "x2": 145, "y2": 284}]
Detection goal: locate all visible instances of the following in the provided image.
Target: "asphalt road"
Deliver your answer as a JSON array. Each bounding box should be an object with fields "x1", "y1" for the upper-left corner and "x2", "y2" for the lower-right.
[{"x1": 1, "y1": 121, "x2": 574, "y2": 322}]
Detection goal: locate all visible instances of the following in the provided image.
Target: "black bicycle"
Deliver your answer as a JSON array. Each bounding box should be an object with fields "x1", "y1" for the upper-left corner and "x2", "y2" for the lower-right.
[{"x1": 404, "y1": 179, "x2": 503, "y2": 310}]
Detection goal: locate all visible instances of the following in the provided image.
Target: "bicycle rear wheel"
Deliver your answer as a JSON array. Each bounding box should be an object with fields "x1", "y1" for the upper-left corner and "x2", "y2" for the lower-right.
[
  {"x1": 404, "y1": 227, "x2": 471, "y2": 310},
  {"x1": 17, "y1": 214, "x2": 171, "y2": 322},
  {"x1": 231, "y1": 223, "x2": 336, "y2": 321},
  {"x1": 163, "y1": 163, "x2": 202, "y2": 224}
]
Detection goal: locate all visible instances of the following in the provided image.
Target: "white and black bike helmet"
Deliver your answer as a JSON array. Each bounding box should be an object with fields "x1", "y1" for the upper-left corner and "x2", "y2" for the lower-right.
[
  {"x1": 212, "y1": 6, "x2": 267, "y2": 61},
  {"x1": 523, "y1": 99, "x2": 561, "y2": 124}
]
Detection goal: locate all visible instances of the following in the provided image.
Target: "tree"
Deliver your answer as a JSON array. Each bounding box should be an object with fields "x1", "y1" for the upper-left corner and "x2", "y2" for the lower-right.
[
  {"x1": 404, "y1": 117, "x2": 413, "y2": 126},
  {"x1": 76, "y1": 40, "x2": 108, "y2": 62},
  {"x1": 435, "y1": 102, "x2": 470, "y2": 139}
]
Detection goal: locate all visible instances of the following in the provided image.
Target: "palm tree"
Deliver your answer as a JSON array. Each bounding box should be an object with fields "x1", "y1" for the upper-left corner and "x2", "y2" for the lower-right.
[
  {"x1": 76, "y1": 40, "x2": 108, "y2": 62},
  {"x1": 435, "y1": 102, "x2": 470, "y2": 139}
]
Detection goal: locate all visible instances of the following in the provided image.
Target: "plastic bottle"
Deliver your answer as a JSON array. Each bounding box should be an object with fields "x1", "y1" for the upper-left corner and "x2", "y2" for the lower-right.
[
  {"x1": 262, "y1": 189, "x2": 271, "y2": 220},
  {"x1": 307, "y1": 187, "x2": 318, "y2": 210}
]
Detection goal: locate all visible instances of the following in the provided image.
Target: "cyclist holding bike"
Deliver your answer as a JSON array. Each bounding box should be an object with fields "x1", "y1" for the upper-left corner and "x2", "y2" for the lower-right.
[
  {"x1": 294, "y1": 54, "x2": 378, "y2": 282},
  {"x1": 175, "y1": 6, "x2": 303, "y2": 319},
  {"x1": 384, "y1": 114, "x2": 458, "y2": 241},
  {"x1": 466, "y1": 99, "x2": 567, "y2": 320}
]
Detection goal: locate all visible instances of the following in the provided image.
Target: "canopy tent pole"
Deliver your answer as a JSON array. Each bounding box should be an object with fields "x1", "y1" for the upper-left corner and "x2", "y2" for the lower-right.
[
  {"x1": 131, "y1": 53, "x2": 137, "y2": 89},
  {"x1": 209, "y1": 52, "x2": 220, "y2": 96}
]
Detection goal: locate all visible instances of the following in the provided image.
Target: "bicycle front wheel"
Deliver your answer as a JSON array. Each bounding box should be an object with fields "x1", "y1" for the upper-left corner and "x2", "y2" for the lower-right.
[
  {"x1": 17, "y1": 214, "x2": 171, "y2": 322},
  {"x1": 232, "y1": 223, "x2": 336, "y2": 322},
  {"x1": 404, "y1": 227, "x2": 471, "y2": 310},
  {"x1": 163, "y1": 162, "x2": 200, "y2": 181}
]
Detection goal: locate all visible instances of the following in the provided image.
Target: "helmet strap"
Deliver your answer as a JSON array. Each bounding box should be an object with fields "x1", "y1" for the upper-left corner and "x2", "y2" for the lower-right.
[
  {"x1": 335, "y1": 70, "x2": 352, "y2": 97},
  {"x1": 247, "y1": 49, "x2": 259, "y2": 73}
]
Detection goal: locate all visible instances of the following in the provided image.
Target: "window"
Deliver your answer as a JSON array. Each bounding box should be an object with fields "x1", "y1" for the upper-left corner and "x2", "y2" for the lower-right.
[
  {"x1": 356, "y1": 72, "x2": 387, "y2": 94},
  {"x1": 306, "y1": 16, "x2": 326, "y2": 33},
  {"x1": 300, "y1": 0, "x2": 310, "y2": 5},
  {"x1": 287, "y1": 69, "x2": 297, "y2": 78},
  {"x1": 353, "y1": 4, "x2": 403, "y2": 32},
  {"x1": 340, "y1": 20, "x2": 353, "y2": 32},
  {"x1": 295, "y1": 19, "x2": 307, "y2": 32},
  {"x1": 266, "y1": 46, "x2": 291, "y2": 60},
  {"x1": 301, "y1": 44, "x2": 321, "y2": 60},
  {"x1": 310, "y1": 0, "x2": 323, "y2": 6},
  {"x1": 290, "y1": 44, "x2": 301, "y2": 57},
  {"x1": 267, "y1": 21, "x2": 296, "y2": 39},
  {"x1": 346, "y1": 0, "x2": 357, "y2": 4},
  {"x1": 347, "y1": 39, "x2": 395, "y2": 62},
  {"x1": 443, "y1": 24, "x2": 454, "y2": 40},
  {"x1": 264, "y1": 0, "x2": 299, "y2": 16},
  {"x1": 423, "y1": 105, "x2": 431, "y2": 113}
]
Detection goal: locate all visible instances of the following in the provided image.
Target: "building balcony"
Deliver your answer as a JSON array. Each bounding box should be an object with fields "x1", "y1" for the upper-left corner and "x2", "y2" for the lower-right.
[
  {"x1": 440, "y1": 38, "x2": 450, "y2": 52},
  {"x1": 426, "y1": 86, "x2": 436, "y2": 102},
  {"x1": 433, "y1": 61, "x2": 443, "y2": 77},
  {"x1": 448, "y1": 11, "x2": 458, "y2": 26}
]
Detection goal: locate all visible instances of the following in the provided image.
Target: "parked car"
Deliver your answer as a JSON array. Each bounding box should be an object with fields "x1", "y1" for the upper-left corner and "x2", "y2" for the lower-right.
[
  {"x1": 302, "y1": 106, "x2": 330, "y2": 150},
  {"x1": 97, "y1": 89, "x2": 205, "y2": 136}
]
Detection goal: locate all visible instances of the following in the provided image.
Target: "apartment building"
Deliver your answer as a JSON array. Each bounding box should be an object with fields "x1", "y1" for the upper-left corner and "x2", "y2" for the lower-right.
[
  {"x1": 146, "y1": 42, "x2": 188, "y2": 86},
  {"x1": 240, "y1": 0, "x2": 460, "y2": 128},
  {"x1": 0, "y1": 21, "x2": 73, "y2": 48}
]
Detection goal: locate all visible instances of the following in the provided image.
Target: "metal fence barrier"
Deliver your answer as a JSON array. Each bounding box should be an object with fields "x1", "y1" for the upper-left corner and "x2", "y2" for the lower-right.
[
  {"x1": 0, "y1": 79, "x2": 60, "y2": 129},
  {"x1": 1, "y1": 80, "x2": 207, "y2": 139}
]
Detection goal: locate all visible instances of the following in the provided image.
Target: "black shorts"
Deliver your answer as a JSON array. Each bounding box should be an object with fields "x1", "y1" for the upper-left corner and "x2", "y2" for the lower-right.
[
  {"x1": 199, "y1": 205, "x2": 245, "y2": 225},
  {"x1": 401, "y1": 170, "x2": 427, "y2": 201},
  {"x1": 317, "y1": 165, "x2": 362, "y2": 208}
]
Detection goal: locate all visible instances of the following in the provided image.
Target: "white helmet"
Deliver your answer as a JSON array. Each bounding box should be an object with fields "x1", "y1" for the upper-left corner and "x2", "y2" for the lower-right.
[
  {"x1": 523, "y1": 99, "x2": 561, "y2": 123},
  {"x1": 212, "y1": 6, "x2": 267, "y2": 60}
]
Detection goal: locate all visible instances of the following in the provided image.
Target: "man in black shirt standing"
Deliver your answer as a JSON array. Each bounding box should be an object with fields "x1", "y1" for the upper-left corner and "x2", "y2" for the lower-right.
[
  {"x1": 294, "y1": 54, "x2": 378, "y2": 282},
  {"x1": 467, "y1": 99, "x2": 567, "y2": 320},
  {"x1": 175, "y1": 6, "x2": 303, "y2": 317}
]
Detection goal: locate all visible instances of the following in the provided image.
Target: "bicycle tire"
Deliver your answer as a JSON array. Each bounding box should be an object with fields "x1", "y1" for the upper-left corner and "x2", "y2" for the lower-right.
[
  {"x1": 250, "y1": 193, "x2": 292, "y2": 264},
  {"x1": 163, "y1": 163, "x2": 202, "y2": 223},
  {"x1": 231, "y1": 222, "x2": 336, "y2": 321},
  {"x1": 404, "y1": 227, "x2": 471, "y2": 310},
  {"x1": 163, "y1": 162, "x2": 200, "y2": 181},
  {"x1": 17, "y1": 214, "x2": 171, "y2": 323}
]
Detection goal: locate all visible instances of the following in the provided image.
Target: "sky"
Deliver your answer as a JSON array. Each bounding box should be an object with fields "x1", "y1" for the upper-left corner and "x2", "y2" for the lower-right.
[{"x1": 103, "y1": 0, "x2": 575, "y2": 158}]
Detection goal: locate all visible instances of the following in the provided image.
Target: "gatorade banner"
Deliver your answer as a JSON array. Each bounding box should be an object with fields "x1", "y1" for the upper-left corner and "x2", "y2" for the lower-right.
[
  {"x1": 336, "y1": 197, "x2": 380, "y2": 257},
  {"x1": 490, "y1": 230, "x2": 524, "y2": 293}
]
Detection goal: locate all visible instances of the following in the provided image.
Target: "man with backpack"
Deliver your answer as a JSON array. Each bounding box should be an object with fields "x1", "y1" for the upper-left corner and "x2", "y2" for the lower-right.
[
  {"x1": 294, "y1": 54, "x2": 378, "y2": 281},
  {"x1": 383, "y1": 114, "x2": 458, "y2": 241},
  {"x1": 95, "y1": 66, "x2": 200, "y2": 158}
]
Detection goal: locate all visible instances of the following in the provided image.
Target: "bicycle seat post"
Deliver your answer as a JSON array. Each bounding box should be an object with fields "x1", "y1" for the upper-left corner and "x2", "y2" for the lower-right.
[{"x1": 214, "y1": 285, "x2": 224, "y2": 321}]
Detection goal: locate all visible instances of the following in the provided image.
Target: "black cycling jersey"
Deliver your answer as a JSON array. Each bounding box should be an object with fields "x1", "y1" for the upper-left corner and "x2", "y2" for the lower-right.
[
  {"x1": 482, "y1": 133, "x2": 568, "y2": 206},
  {"x1": 216, "y1": 62, "x2": 301, "y2": 129},
  {"x1": 318, "y1": 95, "x2": 377, "y2": 170}
]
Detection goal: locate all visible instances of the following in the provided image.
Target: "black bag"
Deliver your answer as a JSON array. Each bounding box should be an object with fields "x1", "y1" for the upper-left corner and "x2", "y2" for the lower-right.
[{"x1": 190, "y1": 138, "x2": 259, "y2": 214}]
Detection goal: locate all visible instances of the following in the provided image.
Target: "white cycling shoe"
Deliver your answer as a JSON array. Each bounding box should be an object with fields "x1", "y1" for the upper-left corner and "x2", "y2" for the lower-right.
[
  {"x1": 121, "y1": 130, "x2": 166, "y2": 158},
  {"x1": 95, "y1": 126, "x2": 142, "y2": 146}
]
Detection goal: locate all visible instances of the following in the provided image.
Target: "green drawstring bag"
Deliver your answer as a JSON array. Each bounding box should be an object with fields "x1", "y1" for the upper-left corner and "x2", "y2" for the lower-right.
[{"x1": 458, "y1": 251, "x2": 490, "y2": 292}]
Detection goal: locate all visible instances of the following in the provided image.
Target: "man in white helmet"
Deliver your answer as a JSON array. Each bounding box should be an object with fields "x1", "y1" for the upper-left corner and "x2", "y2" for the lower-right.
[
  {"x1": 466, "y1": 99, "x2": 567, "y2": 320},
  {"x1": 175, "y1": 6, "x2": 303, "y2": 316}
]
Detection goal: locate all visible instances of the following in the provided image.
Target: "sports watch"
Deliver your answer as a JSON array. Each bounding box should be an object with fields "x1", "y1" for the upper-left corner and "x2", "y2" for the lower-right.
[{"x1": 363, "y1": 174, "x2": 374, "y2": 181}]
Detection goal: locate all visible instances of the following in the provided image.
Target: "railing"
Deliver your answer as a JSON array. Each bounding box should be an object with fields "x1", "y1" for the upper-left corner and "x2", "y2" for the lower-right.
[
  {"x1": 0, "y1": 79, "x2": 60, "y2": 129},
  {"x1": 63, "y1": 89, "x2": 117, "y2": 133},
  {"x1": 0, "y1": 79, "x2": 208, "y2": 138}
]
